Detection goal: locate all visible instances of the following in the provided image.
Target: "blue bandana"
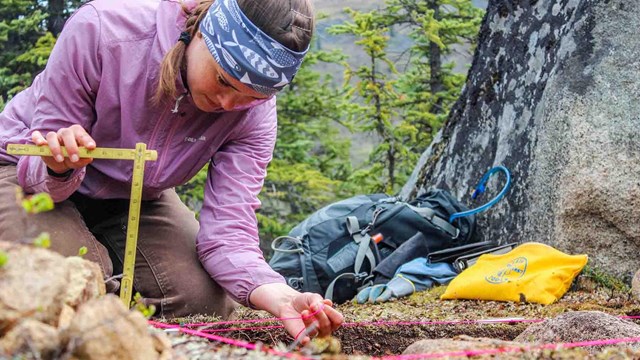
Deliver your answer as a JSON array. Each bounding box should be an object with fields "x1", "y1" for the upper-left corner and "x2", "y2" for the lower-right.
[{"x1": 199, "y1": 0, "x2": 309, "y2": 96}]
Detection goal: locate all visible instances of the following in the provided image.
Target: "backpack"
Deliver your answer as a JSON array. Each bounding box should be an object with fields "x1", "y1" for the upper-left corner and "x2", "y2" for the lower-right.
[{"x1": 268, "y1": 166, "x2": 511, "y2": 304}]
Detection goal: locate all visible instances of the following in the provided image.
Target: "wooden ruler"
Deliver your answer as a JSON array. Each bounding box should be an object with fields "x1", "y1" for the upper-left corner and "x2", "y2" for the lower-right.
[{"x1": 7, "y1": 143, "x2": 158, "y2": 308}]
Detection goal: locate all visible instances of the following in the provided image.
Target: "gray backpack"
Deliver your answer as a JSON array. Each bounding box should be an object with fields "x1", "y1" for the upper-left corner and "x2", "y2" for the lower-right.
[
  {"x1": 268, "y1": 166, "x2": 511, "y2": 304},
  {"x1": 268, "y1": 189, "x2": 475, "y2": 304}
]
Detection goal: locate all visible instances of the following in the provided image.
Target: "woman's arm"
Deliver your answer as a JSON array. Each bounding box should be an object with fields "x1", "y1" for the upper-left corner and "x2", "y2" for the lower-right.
[{"x1": 196, "y1": 100, "x2": 343, "y2": 341}]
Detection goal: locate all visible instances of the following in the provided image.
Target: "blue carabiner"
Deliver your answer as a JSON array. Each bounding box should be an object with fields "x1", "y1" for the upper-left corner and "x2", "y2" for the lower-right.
[{"x1": 448, "y1": 166, "x2": 511, "y2": 223}]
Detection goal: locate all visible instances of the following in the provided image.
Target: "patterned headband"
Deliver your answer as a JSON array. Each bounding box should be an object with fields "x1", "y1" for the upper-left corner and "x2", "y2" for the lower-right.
[{"x1": 199, "y1": 0, "x2": 310, "y2": 96}]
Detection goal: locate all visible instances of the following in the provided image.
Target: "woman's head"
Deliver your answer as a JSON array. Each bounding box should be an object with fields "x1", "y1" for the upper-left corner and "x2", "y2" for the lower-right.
[{"x1": 154, "y1": 0, "x2": 315, "y2": 111}]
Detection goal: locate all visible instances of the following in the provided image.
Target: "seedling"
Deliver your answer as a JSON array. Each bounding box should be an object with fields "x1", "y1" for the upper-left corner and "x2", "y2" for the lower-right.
[
  {"x1": 0, "y1": 250, "x2": 8, "y2": 267},
  {"x1": 77, "y1": 246, "x2": 88, "y2": 257}
]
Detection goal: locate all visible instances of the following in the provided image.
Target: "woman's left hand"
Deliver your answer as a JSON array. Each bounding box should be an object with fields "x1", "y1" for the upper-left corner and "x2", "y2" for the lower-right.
[
  {"x1": 250, "y1": 283, "x2": 344, "y2": 346},
  {"x1": 280, "y1": 292, "x2": 343, "y2": 344}
]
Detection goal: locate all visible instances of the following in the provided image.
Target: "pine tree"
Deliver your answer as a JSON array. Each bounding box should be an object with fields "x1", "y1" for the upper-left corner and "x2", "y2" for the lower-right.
[
  {"x1": 0, "y1": 0, "x2": 85, "y2": 108},
  {"x1": 330, "y1": 9, "x2": 411, "y2": 193},
  {"x1": 0, "y1": 0, "x2": 49, "y2": 103},
  {"x1": 329, "y1": 0, "x2": 483, "y2": 194}
]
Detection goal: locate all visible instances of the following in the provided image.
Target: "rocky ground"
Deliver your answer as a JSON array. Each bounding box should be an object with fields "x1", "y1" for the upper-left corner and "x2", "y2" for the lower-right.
[
  {"x1": 163, "y1": 268, "x2": 640, "y2": 359},
  {"x1": 3, "y1": 240, "x2": 640, "y2": 359}
]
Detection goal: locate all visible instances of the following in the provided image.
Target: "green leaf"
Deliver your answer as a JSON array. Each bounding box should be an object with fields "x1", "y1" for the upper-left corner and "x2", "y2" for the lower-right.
[
  {"x1": 33, "y1": 232, "x2": 51, "y2": 248},
  {"x1": 0, "y1": 250, "x2": 8, "y2": 267},
  {"x1": 22, "y1": 192, "x2": 54, "y2": 214},
  {"x1": 77, "y1": 246, "x2": 88, "y2": 257}
]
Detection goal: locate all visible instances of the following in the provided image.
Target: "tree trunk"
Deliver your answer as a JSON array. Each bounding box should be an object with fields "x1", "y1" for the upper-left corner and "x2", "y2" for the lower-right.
[
  {"x1": 429, "y1": 0, "x2": 444, "y2": 112},
  {"x1": 47, "y1": 0, "x2": 65, "y2": 37},
  {"x1": 400, "y1": 0, "x2": 640, "y2": 277}
]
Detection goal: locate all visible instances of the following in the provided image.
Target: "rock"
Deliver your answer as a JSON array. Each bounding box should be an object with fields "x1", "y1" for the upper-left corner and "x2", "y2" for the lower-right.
[
  {"x1": 632, "y1": 268, "x2": 640, "y2": 300},
  {"x1": 0, "y1": 242, "x2": 106, "y2": 333},
  {"x1": 515, "y1": 311, "x2": 640, "y2": 353},
  {"x1": 0, "y1": 319, "x2": 60, "y2": 359},
  {"x1": 403, "y1": 335, "x2": 528, "y2": 356},
  {"x1": 57, "y1": 304, "x2": 75, "y2": 329},
  {"x1": 150, "y1": 328, "x2": 177, "y2": 360},
  {"x1": 400, "y1": 0, "x2": 640, "y2": 276},
  {"x1": 0, "y1": 241, "x2": 69, "y2": 328},
  {"x1": 60, "y1": 295, "x2": 168, "y2": 360},
  {"x1": 63, "y1": 255, "x2": 106, "y2": 308}
]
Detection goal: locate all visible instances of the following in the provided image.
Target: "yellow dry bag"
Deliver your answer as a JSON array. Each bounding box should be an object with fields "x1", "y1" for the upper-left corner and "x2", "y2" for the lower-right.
[{"x1": 441, "y1": 242, "x2": 587, "y2": 305}]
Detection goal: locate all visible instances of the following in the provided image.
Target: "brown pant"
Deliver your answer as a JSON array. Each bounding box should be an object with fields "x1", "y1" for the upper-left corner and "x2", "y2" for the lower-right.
[{"x1": 0, "y1": 165, "x2": 235, "y2": 318}]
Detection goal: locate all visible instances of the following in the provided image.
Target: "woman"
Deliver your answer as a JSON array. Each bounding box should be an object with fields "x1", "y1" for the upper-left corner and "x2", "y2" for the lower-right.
[{"x1": 0, "y1": 0, "x2": 342, "y2": 344}]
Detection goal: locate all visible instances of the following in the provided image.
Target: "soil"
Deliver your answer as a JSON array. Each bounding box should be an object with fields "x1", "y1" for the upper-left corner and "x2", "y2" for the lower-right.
[{"x1": 162, "y1": 274, "x2": 640, "y2": 359}]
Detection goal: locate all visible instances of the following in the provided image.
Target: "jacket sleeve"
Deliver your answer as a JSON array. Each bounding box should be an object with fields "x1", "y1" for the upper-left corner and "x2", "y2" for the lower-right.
[
  {"x1": 196, "y1": 100, "x2": 285, "y2": 307},
  {"x1": 16, "y1": 4, "x2": 101, "y2": 202}
]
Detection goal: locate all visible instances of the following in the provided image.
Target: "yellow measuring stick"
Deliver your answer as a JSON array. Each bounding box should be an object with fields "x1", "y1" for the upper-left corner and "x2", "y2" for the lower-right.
[{"x1": 7, "y1": 143, "x2": 157, "y2": 308}]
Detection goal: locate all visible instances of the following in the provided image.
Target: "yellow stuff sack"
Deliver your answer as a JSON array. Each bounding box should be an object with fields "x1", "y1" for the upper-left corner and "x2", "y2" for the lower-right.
[{"x1": 441, "y1": 242, "x2": 587, "y2": 305}]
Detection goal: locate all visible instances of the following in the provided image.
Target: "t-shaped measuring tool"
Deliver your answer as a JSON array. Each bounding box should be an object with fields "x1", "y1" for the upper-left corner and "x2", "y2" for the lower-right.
[{"x1": 7, "y1": 143, "x2": 158, "y2": 308}]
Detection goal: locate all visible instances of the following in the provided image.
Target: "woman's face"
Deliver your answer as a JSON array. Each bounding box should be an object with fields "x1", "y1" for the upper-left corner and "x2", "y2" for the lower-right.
[{"x1": 185, "y1": 31, "x2": 271, "y2": 112}]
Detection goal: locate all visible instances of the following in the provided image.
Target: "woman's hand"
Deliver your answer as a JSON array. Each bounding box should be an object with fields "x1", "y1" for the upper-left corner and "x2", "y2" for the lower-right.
[
  {"x1": 32, "y1": 125, "x2": 95, "y2": 174},
  {"x1": 250, "y1": 283, "x2": 344, "y2": 346}
]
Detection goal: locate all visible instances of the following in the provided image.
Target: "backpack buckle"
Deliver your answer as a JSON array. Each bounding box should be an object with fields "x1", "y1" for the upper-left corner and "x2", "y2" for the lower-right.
[{"x1": 287, "y1": 277, "x2": 304, "y2": 290}]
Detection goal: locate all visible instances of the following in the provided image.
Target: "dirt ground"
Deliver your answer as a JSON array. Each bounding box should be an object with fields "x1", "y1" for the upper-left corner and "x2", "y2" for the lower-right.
[{"x1": 159, "y1": 269, "x2": 640, "y2": 359}]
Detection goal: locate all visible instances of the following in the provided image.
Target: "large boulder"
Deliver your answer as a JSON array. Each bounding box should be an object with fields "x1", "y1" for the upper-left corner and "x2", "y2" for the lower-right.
[{"x1": 400, "y1": 0, "x2": 640, "y2": 277}]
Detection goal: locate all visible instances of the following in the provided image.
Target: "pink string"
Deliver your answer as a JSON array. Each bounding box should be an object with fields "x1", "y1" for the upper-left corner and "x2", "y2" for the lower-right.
[
  {"x1": 150, "y1": 320, "x2": 311, "y2": 359},
  {"x1": 373, "y1": 336, "x2": 640, "y2": 359},
  {"x1": 150, "y1": 314, "x2": 640, "y2": 358},
  {"x1": 179, "y1": 303, "x2": 326, "y2": 329},
  {"x1": 175, "y1": 315, "x2": 640, "y2": 330}
]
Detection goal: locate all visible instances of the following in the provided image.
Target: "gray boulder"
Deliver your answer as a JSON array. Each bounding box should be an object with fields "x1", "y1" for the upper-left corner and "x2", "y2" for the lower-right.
[{"x1": 401, "y1": 0, "x2": 640, "y2": 277}]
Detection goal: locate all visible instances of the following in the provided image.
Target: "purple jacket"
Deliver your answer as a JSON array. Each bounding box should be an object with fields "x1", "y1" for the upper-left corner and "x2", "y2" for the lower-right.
[{"x1": 0, "y1": 0, "x2": 285, "y2": 306}]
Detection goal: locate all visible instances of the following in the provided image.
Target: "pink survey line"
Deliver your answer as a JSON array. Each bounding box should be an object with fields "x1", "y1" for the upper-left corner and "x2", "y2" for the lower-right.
[
  {"x1": 374, "y1": 336, "x2": 640, "y2": 359},
  {"x1": 150, "y1": 321, "x2": 311, "y2": 360},
  {"x1": 150, "y1": 315, "x2": 640, "y2": 358},
  {"x1": 176, "y1": 315, "x2": 640, "y2": 329}
]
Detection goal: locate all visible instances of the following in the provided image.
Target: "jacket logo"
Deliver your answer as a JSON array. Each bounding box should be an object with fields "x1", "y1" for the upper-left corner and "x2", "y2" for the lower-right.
[
  {"x1": 184, "y1": 136, "x2": 207, "y2": 143},
  {"x1": 485, "y1": 257, "x2": 527, "y2": 284}
]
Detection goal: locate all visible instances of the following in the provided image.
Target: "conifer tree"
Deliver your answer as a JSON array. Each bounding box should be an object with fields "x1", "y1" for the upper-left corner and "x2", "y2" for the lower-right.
[{"x1": 329, "y1": 0, "x2": 483, "y2": 194}]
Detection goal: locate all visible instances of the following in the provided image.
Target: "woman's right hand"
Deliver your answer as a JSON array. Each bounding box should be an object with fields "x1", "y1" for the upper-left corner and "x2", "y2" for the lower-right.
[{"x1": 32, "y1": 125, "x2": 96, "y2": 174}]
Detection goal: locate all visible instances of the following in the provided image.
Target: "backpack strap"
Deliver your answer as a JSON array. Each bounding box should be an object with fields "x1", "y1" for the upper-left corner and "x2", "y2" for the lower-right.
[
  {"x1": 271, "y1": 236, "x2": 308, "y2": 291},
  {"x1": 271, "y1": 236, "x2": 304, "y2": 254},
  {"x1": 324, "y1": 217, "x2": 378, "y2": 302},
  {"x1": 406, "y1": 204, "x2": 460, "y2": 239},
  {"x1": 346, "y1": 216, "x2": 376, "y2": 274}
]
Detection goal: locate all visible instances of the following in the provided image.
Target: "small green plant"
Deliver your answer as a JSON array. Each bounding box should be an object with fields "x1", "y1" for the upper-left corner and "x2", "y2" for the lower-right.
[
  {"x1": 0, "y1": 250, "x2": 8, "y2": 267},
  {"x1": 33, "y1": 232, "x2": 51, "y2": 248},
  {"x1": 581, "y1": 263, "x2": 630, "y2": 293},
  {"x1": 77, "y1": 246, "x2": 88, "y2": 257},
  {"x1": 15, "y1": 188, "x2": 56, "y2": 246},
  {"x1": 132, "y1": 292, "x2": 156, "y2": 318},
  {"x1": 20, "y1": 192, "x2": 54, "y2": 214}
]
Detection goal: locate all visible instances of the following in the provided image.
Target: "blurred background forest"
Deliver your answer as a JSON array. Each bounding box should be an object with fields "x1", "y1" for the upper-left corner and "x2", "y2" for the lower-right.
[{"x1": 0, "y1": 0, "x2": 486, "y2": 256}]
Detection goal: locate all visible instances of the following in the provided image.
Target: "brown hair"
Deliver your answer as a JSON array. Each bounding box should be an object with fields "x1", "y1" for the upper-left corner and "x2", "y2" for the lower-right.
[{"x1": 153, "y1": 0, "x2": 315, "y2": 103}]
